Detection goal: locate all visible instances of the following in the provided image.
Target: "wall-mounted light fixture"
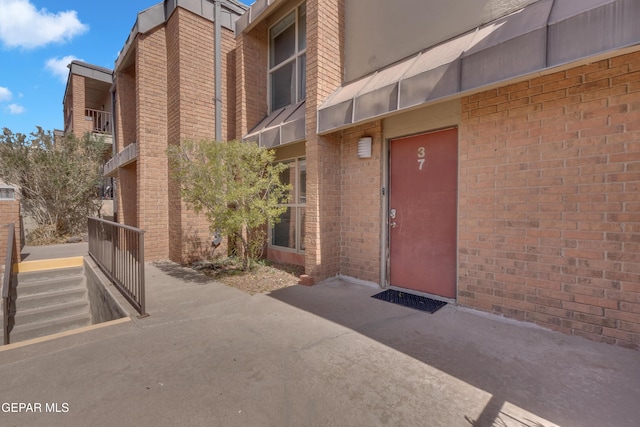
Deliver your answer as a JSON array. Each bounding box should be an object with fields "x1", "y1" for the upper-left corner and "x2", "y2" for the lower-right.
[{"x1": 357, "y1": 137, "x2": 372, "y2": 159}]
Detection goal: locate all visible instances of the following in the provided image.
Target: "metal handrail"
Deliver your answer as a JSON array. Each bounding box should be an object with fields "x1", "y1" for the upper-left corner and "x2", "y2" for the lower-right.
[
  {"x1": 2, "y1": 223, "x2": 15, "y2": 345},
  {"x1": 87, "y1": 217, "x2": 147, "y2": 317}
]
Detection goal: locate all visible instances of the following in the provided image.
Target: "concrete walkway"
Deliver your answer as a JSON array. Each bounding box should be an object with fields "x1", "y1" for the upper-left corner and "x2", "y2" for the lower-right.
[
  {"x1": 1, "y1": 256, "x2": 639, "y2": 426},
  {"x1": 20, "y1": 242, "x2": 88, "y2": 262}
]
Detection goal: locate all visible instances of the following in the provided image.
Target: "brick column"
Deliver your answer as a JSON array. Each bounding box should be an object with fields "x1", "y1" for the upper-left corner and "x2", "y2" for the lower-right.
[
  {"x1": 235, "y1": 21, "x2": 268, "y2": 139},
  {"x1": 304, "y1": 0, "x2": 345, "y2": 281},
  {"x1": 165, "y1": 9, "x2": 236, "y2": 263},
  {"x1": 136, "y1": 27, "x2": 170, "y2": 261},
  {"x1": 71, "y1": 74, "x2": 92, "y2": 136},
  {"x1": 114, "y1": 68, "x2": 138, "y2": 227},
  {"x1": 0, "y1": 200, "x2": 21, "y2": 270}
]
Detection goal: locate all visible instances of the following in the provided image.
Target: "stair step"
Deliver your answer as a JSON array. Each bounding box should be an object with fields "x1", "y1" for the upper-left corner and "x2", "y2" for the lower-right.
[
  {"x1": 16, "y1": 275, "x2": 85, "y2": 296},
  {"x1": 14, "y1": 300, "x2": 90, "y2": 326},
  {"x1": 16, "y1": 286, "x2": 87, "y2": 311},
  {"x1": 18, "y1": 266, "x2": 85, "y2": 284},
  {"x1": 6, "y1": 263, "x2": 95, "y2": 344},
  {"x1": 9, "y1": 312, "x2": 92, "y2": 344}
]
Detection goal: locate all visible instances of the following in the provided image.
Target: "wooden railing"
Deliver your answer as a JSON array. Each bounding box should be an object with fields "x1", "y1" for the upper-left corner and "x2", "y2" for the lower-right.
[
  {"x1": 85, "y1": 108, "x2": 112, "y2": 135},
  {"x1": 88, "y1": 218, "x2": 147, "y2": 317}
]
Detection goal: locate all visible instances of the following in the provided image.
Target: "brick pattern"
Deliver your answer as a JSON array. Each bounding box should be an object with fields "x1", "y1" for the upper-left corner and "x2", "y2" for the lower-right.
[
  {"x1": 115, "y1": 69, "x2": 137, "y2": 150},
  {"x1": 459, "y1": 51, "x2": 640, "y2": 349},
  {"x1": 0, "y1": 200, "x2": 21, "y2": 271},
  {"x1": 235, "y1": 20, "x2": 268, "y2": 139},
  {"x1": 114, "y1": 67, "x2": 138, "y2": 228},
  {"x1": 304, "y1": 0, "x2": 345, "y2": 281},
  {"x1": 136, "y1": 27, "x2": 170, "y2": 261},
  {"x1": 339, "y1": 121, "x2": 383, "y2": 283},
  {"x1": 70, "y1": 74, "x2": 91, "y2": 136},
  {"x1": 115, "y1": 7, "x2": 239, "y2": 263},
  {"x1": 166, "y1": 9, "x2": 210, "y2": 263},
  {"x1": 165, "y1": 8, "x2": 234, "y2": 263},
  {"x1": 118, "y1": 164, "x2": 138, "y2": 228}
]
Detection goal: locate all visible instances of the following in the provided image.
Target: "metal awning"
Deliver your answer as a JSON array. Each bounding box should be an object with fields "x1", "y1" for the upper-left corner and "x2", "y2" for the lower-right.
[
  {"x1": 318, "y1": 0, "x2": 640, "y2": 134},
  {"x1": 243, "y1": 101, "x2": 306, "y2": 148}
]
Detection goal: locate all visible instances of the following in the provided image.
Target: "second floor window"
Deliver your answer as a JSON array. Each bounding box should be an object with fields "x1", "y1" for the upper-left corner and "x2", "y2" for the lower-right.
[{"x1": 269, "y1": 3, "x2": 306, "y2": 111}]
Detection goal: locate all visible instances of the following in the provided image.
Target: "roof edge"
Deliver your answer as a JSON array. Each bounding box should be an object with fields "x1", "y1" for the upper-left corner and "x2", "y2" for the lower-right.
[{"x1": 115, "y1": 0, "x2": 248, "y2": 71}]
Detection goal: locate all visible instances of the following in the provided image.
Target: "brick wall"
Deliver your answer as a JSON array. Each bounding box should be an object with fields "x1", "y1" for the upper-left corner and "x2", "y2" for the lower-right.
[
  {"x1": 304, "y1": 0, "x2": 345, "y2": 281},
  {"x1": 118, "y1": 163, "x2": 138, "y2": 228},
  {"x1": 235, "y1": 20, "x2": 268, "y2": 139},
  {"x1": 339, "y1": 121, "x2": 383, "y2": 283},
  {"x1": 459, "y1": 51, "x2": 640, "y2": 349},
  {"x1": 166, "y1": 9, "x2": 211, "y2": 263},
  {"x1": 136, "y1": 27, "x2": 170, "y2": 261},
  {"x1": 71, "y1": 74, "x2": 91, "y2": 136},
  {"x1": 165, "y1": 8, "x2": 235, "y2": 263},
  {"x1": 0, "y1": 200, "x2": 21, "y2": 272},
  {"x1": 114, "y1": 66, "x2": 138, "y2": 228},
  {"x1": 115, "y1": 68, "x2": 137, "y2": 150}
]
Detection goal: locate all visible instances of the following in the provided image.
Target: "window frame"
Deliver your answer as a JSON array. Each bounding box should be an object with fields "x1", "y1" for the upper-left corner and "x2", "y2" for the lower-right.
[
  {"x1": 0, "y1": 186, "x2": 16, "y2": 200},
  {"x1": 268, "y1": 156, "x2": 306, "y2": 254},
  {"x1": 268, "y1": 2, "x2": 307, "y2": 112}
]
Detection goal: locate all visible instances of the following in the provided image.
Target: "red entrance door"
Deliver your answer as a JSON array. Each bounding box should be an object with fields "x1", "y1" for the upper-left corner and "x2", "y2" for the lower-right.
[{"x1": 389, "y1": 128, "x2": 458, "y2": 298}]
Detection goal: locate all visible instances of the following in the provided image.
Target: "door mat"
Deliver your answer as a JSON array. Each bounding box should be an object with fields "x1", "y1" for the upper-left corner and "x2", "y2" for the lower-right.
[{"x1": 371, "y1": 289, "x2": 447, "y2": 314}]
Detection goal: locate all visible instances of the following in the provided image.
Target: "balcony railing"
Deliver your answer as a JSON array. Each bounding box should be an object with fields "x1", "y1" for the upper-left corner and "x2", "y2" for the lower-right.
[{"x1": 85, "y1": 108, "x2": 112, "y2": 135}]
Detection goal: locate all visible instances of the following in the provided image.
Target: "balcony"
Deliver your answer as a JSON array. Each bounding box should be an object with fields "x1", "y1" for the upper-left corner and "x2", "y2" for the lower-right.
[
  {"x1": 103, "y1": 142, "x2": 138, "y2": 177},
  {"x1": 85, "y1": 108, "x2": 113, "y2": 146}
]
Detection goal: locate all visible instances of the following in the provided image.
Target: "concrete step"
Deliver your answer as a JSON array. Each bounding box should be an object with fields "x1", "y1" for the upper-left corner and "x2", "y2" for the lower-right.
[
  {"x1": 16, "y1": 286, "x2": 88, "y2": 311},
  {"x1": 8, "y1": 263, "x2": 93, "y2": 344},
  {"x1": 9, "y1": 312, "x2": 92, "y2": 343},
  {"x1": 16, "y1": 275, "x2": 85, "y2": 297},
  {"x1": 14, "y1": 299, "x2": 90, "y2": 326},
  {"x1": 17, "y1": 266, "x2": 85, "y2": 285}
]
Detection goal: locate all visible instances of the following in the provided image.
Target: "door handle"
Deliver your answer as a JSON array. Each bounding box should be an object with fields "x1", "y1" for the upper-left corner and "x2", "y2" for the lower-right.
[
  {"x1": 390, "y1": 222, "x2": 397, "y2": 228},
  {"x1": 390, "y1": 208, "x2": 396, "y2": 219}
]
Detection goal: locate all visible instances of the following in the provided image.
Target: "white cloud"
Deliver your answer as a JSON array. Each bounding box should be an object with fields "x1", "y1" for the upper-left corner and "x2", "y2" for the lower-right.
[
  {"x1": 0, "y1": 0, "x2": 88, "y2": 49},
  {"x1": 45, "y1": 55, "x2": 80, "y2": 83},
  {"x1": 0, "y1": 86, "x2": 11, "y2": 102},
  {"x1": 6, "y1": 104, "x2": 25, "y2": 114}
]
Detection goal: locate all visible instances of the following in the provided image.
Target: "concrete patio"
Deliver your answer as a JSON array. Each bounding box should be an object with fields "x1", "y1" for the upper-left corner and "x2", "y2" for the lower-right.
[{"x1": 1, "y1": 251, "x2": 639, "y2": 426}]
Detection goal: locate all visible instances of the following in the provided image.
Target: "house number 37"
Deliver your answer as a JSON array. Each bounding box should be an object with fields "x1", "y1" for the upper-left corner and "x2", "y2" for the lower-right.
[{"x1": 417, "y1": 146, "x2": 426, "y2": 170}]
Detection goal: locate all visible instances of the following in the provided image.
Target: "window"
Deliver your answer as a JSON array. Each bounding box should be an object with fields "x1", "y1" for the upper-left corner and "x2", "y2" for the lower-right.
[
  {"x1": 269, "y1": 3, "x2": 306, "y2": 111},
  {"x1": 0, "y1": 186, "x2": 16, "y2": 200},
  {"x1": 271, "y1": 157, "x2": 306, "y2": 252}
]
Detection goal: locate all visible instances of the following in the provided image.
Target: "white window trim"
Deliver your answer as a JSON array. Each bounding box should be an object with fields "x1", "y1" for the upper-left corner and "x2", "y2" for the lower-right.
[{"x1": 0, "y1": 186, "x2": 16, "y2": 200}]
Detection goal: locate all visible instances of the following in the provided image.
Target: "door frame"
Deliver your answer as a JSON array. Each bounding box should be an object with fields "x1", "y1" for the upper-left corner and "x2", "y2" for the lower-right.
[{"x1": 380, "y1": 126, "x2": 460, "y2": 303}]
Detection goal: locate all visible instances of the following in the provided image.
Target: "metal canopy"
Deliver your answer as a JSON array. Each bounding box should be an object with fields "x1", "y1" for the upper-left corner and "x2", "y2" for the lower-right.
[
  {"x1": 318, "y1": 0, "x2": 640, "y2": 134},
  {"x1": 243, "y1": 101, "x2": 306, "y2": 148}
]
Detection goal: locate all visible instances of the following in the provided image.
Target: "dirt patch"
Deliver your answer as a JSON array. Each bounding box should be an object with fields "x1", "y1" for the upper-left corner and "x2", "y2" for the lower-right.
[{"x1": 193, "y1": 258, "x2": 304, "y2": 295}]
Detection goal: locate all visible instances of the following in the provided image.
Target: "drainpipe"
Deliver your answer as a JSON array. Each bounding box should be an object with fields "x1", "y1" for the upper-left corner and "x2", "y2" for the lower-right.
[{"x1": 214, "y1": 0, "x2": 222, "y2": 141}]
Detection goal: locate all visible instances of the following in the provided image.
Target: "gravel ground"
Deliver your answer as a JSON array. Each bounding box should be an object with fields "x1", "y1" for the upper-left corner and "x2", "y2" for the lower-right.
[{"x1": 194, "y1": 259, "x2": 304, "y2": 295}]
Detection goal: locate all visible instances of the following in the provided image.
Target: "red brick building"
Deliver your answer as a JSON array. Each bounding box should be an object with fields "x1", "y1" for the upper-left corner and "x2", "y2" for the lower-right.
[
  {"x1": 103, "y1": 0, "x2": 246, "y2": 262},
  {"x1": 236, "y1": 0, "x2": 640, "y2": 349},
  {"x1": 68, "y1": 0, "x2": 639, "y2": 349}
]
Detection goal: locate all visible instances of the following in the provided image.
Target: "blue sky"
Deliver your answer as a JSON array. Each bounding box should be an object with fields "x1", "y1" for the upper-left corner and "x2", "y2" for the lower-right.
[{"x1": 0, "y1": 0, "x2": 251, "y2": 137}]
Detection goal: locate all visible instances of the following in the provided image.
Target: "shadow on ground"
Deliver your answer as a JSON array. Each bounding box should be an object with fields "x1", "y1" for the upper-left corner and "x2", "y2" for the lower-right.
[
  {"x1": 152, "y1": 261, "x2": 218, "y2": 285},
  {"x1": 268, "y1": 279, "x2": 640, "y2": 427}
]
